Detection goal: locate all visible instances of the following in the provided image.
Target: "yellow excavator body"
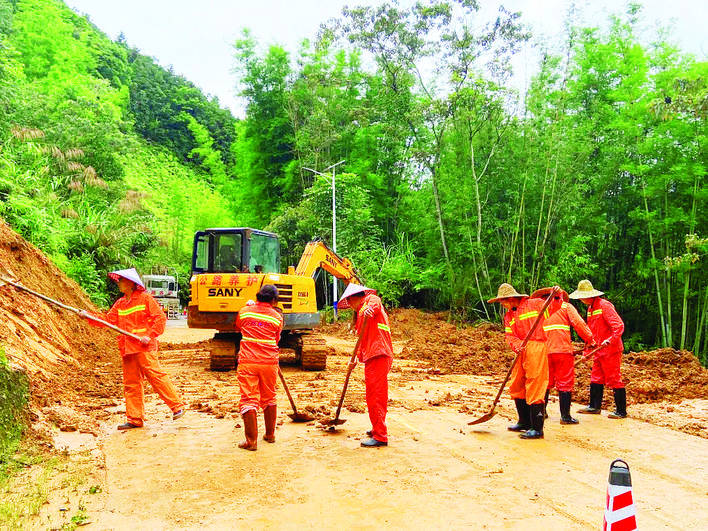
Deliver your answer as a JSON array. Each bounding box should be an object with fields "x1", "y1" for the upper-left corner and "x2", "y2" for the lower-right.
[{"x1": 188, "y1": 228, "x2": 360, "y2": 371}]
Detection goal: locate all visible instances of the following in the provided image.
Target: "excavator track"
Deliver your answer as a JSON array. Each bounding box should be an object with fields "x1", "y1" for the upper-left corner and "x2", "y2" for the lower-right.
[
  {"x1": 300, "y1": 333, "x2": 327, "y2": 371},
  {"x1": 208, "y1": 333, "x2": 240, "y2": 372},
  {"x1": 278, "y1": 331, "x2": 327, "y2": 371}
]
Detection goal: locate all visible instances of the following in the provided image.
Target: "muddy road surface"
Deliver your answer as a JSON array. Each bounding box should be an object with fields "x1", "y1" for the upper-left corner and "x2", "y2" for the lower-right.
[{"x1": 38, "y1": 321, "x2": 707, "y2": 531}]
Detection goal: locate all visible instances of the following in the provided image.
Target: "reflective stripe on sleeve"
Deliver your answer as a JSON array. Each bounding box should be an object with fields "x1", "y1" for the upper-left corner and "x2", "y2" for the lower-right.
[
  {"x1": 543, "y1": 324, "x2": 570, "y2": 332},
  {"x1": 377, "y1": 323, "x2": 390, "y2": 332}
]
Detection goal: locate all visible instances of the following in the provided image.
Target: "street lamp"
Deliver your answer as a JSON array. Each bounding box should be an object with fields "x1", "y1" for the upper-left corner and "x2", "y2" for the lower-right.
[{"x1": 303, "y1": 160, "x2": 346, "y2": 318}]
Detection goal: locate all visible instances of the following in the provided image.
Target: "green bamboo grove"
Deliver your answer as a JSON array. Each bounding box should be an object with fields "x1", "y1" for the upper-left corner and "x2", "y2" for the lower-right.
[{"x1": 1, "y1": 0, "x2": 707, "y2": 363}]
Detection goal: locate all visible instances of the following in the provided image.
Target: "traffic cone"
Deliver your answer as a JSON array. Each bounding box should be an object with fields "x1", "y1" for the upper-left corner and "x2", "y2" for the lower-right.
[{"x1": 603, "y1": 459, "x2": 637, "y2": 531}]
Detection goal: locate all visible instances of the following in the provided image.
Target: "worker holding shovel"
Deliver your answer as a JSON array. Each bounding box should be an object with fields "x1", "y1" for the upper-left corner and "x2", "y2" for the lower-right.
[
  {"x1": 569, "y1": 280, "x2": 627, "y2": 419},
  {"x1": 488, "y1": 283, "x2": 553, "y2": 439},
  {"x1": 79, "y1": 268, "x2": 185, "y2": 430},
  {"x1": 338, "y1": 284, "x2": 393, "y2": 448},
  {"x1": 531, "y1": 287, "x2": 595, "y2": 425},
  {"x1": 234, "y1": 284, "x2": 283, "y2": 451}
]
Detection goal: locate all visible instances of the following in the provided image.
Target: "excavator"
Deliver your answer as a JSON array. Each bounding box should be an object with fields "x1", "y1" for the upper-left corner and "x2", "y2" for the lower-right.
[{"x1": 187, "y1": 227, "x2": 361, "y2": 371}]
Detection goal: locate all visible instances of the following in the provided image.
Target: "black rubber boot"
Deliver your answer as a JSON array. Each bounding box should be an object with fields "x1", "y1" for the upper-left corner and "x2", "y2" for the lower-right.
[
  {"x1": 559, "y1": 391, "x2": 579, "y2": 424},
  {"x1": 507, "y1": 399, "x2": 531, "y2": 432},
  {"x1": 608, "y1": 388, "x2": 628, "y2": 419},
  {"x1": 544, "y1": 389, "x2": 550, "y2": 419},
  {"x1": 577, "y1": 383, "x2": 603, "y2": 414},
  {"x1": 520, "y1": 403, "x2": 545, "y2": 439}
]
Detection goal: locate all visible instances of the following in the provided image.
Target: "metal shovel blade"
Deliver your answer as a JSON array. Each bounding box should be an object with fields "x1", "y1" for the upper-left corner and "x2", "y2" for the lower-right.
[
  {"x1": 320, "y1": 417, "x2": 347, "y2": 427},
  {"x1": 468, "y1": 410, "x2": 497, "y2": 425},
  {"x1": 288, "y1": 412, "x2": 315, "y2": 423}
]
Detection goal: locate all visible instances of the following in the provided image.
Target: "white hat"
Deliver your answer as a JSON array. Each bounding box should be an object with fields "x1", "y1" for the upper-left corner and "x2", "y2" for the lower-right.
[
  {"x1": 108, "y1": 268, "x2": 146, "y2": 291},
  {"x1": 337, "y1": 283, "x2": 376, "y2": 309}
]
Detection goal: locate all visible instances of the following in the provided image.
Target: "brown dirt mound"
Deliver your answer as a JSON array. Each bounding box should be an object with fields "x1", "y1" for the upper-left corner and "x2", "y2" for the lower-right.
[{"x1": 0, "y1": 218, "x2": 122, "y2": 436}]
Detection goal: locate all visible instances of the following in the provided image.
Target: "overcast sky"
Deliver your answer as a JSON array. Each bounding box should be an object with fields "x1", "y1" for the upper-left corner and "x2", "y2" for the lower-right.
[{"x1": 65, "y1": 0, "x2": 708, "y2": 117}]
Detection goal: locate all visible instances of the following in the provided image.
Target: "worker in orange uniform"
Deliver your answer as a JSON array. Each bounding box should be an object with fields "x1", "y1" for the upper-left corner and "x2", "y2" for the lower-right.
[
  {"x1": 531, "y1": 287, "x2": 595, "y2": 425},
  {"x1": 79, "y1": 268, "x2": 185, "y2": 430},
  {"x1": 569, "y1": 280, "x2": 627, "y2": 419},
  {"x1": 235, "y1": 284, "x2": 283, "y2": 451},
  {"x1": 338, "y1": 284, "x2": 393, "y2": 448},
  {"x1": 488, "y1": 283, "x2": 554, "y2": 439}
]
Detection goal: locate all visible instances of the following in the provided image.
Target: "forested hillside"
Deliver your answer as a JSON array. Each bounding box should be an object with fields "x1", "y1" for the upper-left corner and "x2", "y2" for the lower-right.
[{"x1": 1, "y1": 0, "x2": 707, "y2": 362}]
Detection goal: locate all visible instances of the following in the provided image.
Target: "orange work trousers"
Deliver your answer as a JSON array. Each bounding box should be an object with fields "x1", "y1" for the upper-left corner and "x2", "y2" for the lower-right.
[
  {"x1": 237, "y1": 363, "x2": 278, "y2": 414},
  {"x1": 508, "y1": 340, "x2": 549, "y2": 405},
  {"x1": 364, "y1": 355, "x2": 392, "y2": 443},
  {"x1": 122, "y1": 350, "x2": 185, "y2": 427}
]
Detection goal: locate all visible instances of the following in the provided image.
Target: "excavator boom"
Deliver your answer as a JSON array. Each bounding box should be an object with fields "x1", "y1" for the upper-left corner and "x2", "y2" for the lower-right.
[{"x1": 295, "y1": 240, "x2": 361, "y2": 285}]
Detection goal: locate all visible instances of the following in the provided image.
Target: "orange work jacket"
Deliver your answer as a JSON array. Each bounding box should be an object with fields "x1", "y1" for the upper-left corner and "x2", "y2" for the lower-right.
[
  {"x1": 89, "y1": 290, "x2": 166, "y2": 356},
  {"x1": 235, "y1": 301, "x2": 283, "y2": 365},
  {"x1": 504, "y1": 297, "x2": 547, "y2": 352},
  {"x1": 586, "y1": 298, "x2": 624, "y2": 355},
  {"x1": 355, "y1": 294, "x2": 394, "y2": 363},
  {"x1": 542, "y1": 301, "x2": 594, "y2": 354}
]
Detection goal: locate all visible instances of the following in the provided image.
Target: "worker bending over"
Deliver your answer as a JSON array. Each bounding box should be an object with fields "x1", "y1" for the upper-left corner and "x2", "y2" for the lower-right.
[
  {"x1": 338, "y1": 284, "x2": 393, "y2": 448},
  {"x1": 80, "y1": 268, "x2": 185, "y2": 430},
  {"x1": 235, "y1": 284, "x2": 283, "y2": 450},
  {"x1": 569, "y1": 280, "x2": 627, "y2": 419},
  {"x1": 532, "y1": 287, "x2": 595, "y2": 425},
  {"x1": 489, "y1": 283, "x2": 552, "y2": 439}
]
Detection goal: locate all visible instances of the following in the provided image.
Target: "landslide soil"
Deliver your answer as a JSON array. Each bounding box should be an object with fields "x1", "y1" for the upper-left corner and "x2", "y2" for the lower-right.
[{"x1": 2, "y1": 218, "x2": 708, "y2": 530}]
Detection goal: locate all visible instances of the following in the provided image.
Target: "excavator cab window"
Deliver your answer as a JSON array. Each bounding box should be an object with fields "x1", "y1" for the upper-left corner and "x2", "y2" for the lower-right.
[
  {"x1": 249, "y1": 233, "x2": 279, "y2": 274},
  {"x1": 215, "y1": 234, "x2": 242, "y2": 272}
]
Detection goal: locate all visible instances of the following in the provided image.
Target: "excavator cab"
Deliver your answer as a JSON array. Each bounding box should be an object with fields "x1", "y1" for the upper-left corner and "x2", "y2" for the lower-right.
[{"x1": 192, "y1": 228, "x2": 279, "y2": 275}]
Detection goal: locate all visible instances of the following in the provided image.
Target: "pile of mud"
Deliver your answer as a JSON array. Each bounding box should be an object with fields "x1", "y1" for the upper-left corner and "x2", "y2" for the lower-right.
[
  {"x1": 321, "y1": 308, "x2": 708, "y2": 407},
  {"x1": 0, "y1": 219, "x2": 122, "y2": 436}
]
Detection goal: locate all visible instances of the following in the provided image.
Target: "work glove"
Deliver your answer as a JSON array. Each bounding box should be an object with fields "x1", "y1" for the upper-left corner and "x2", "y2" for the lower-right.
[
  {"x1": 362, "y1": 305, "x2": 374, "y2": 318},
  {"x1": 601, "y1": 338, "x2": 611, "y2": 348},
  {"x1": 78, "y1": 309, "x2": 90, "y2": 319},
  {"x1": 139, "y1": 336, "x2": 151, "y2": 346}
]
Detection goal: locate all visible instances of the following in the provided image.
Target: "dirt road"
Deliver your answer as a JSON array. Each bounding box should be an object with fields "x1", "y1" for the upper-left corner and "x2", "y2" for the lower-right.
[{"x1": 46, "y1": 321, "x2": 706, "y2": 531}]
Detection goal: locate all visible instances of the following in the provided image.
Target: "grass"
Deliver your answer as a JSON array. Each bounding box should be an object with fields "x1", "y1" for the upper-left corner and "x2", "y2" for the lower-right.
[{"x1": 0, "y1": 443, "x2": 101, "y2": 531}]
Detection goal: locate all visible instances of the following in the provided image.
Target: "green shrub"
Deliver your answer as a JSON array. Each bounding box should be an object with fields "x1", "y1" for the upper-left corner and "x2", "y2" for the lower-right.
[{"x1": 0, "y1": 346, "x2": 29, "y2": 464}]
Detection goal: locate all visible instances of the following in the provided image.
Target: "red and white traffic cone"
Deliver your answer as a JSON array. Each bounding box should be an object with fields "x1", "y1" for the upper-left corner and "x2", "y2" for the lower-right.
[{"x1": 603, "y1": 459, "x2": 637, "y2": 531}]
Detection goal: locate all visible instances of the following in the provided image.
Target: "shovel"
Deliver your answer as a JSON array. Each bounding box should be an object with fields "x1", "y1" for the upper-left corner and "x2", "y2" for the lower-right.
[
  {"x1": 278, "y1": 367, "x2": 315, "y2": 422},
  {"x1": 0, "y1": 274, "x2": 143, "y2": 341},
  {"x1": 321, "y1": 316, "x2": 369, "y2": 428},
  {"x1": 574, "y1": 345, "x2": 602, "y2": 367},
  {"x1": 469, "y1": 287, "x2": 559, "y2": 426}
]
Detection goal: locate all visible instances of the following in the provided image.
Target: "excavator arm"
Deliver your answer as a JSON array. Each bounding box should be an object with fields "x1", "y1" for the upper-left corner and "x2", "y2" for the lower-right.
[{"x1": 294, "y1": 240, "x2": 361, "y2": 285}]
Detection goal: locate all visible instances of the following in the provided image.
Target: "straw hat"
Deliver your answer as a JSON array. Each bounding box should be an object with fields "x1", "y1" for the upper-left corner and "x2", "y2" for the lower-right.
[
  {"x1": 108, "y1": 267, "x2": 146, "y2": 291},
  {"x1": 568, "y1": 279, "x2": 604, "y2": 299},
  {"x1": 337, "y1": 283, "x2": 376, "y2": 309},
  {"x1": 531, "y1": 286, "x2": 569, "y2": 302},
  {"x1": 487, "y1": 283, "x2": 528, "y2": 303}
]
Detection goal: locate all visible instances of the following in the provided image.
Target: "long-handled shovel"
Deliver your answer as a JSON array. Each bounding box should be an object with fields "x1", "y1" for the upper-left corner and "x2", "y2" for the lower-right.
[
  {"x1": 574, "y1": 345, "x2": 602, "y2": 367},
  {"x1": 321, "y1": 316, "x2": 369, "y2": 428},
  {"x1": 278, "y1": 367, "x2": 315, "y2": 422},
  {"x1": 0, "y1": 275, "x2": 143, "y2": 341},
  {"x1": 468, "y1": 287, "x2": 559, "y2": 426}
]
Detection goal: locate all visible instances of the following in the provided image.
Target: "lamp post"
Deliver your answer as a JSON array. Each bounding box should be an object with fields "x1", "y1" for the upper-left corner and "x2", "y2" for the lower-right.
[{"x1": 302, "y1": 160, "x2": 346, "y2": 318}]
